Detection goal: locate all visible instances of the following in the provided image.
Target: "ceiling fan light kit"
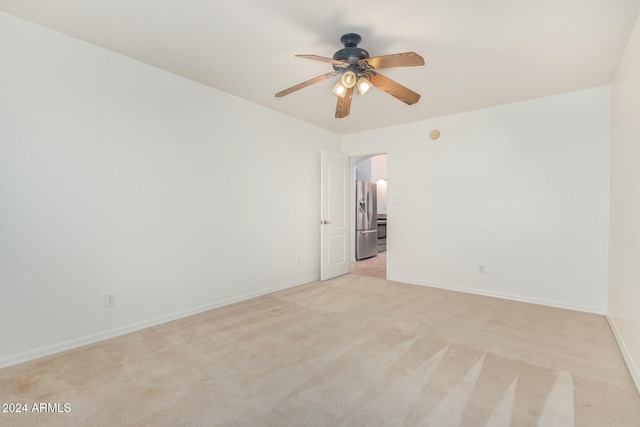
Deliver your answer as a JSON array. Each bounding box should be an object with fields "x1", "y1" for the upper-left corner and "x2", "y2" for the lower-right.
[
  {"x1": 341, "y1": 71, "x2": 357, "y2": 88},
  {"x1": 275, "y1": 33, "x2": 425, "y2": 118},
  {"x1": 356, "y1": 77, "x2": 372, "y2": 95},
  {"x1": 332, "y1": 80, "x2": 348, "y2": 97}
]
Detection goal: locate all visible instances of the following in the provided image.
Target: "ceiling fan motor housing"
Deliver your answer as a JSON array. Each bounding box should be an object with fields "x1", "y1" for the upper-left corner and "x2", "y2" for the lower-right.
[{"x1": 332, "y1": 33, "x2": 370, "y2": 69}]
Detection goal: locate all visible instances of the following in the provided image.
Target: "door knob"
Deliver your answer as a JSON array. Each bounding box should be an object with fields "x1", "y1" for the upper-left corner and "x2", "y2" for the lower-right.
[{"x1": 321, "y1": 220, "x2": 331, "y2": 225}]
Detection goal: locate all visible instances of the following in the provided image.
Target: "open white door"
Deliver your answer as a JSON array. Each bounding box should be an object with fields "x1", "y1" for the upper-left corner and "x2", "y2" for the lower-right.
[{"x1": 320, "y1": 150, "x2": 350, "y2": 281}]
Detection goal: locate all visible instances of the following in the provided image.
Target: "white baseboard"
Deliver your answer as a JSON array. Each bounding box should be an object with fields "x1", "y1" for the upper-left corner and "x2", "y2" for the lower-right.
[
  {"x1": 606, "y1": 315, "x2": 640, "y2": 395},
  {"x1": 388, "y1": 275, "x2": 606, "y2": 315},
  {"x1": 0, "y1": 275, "x2": 319, "y2": 370}
]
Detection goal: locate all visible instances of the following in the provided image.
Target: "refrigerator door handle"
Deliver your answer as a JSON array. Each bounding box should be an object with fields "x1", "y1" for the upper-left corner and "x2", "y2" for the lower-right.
[
  {"x1": 361, "y1": 229, "x2": 377, "y2": 234},
  {"x1": 367, "y1": 188, "x2": 373, "y2": 225}
]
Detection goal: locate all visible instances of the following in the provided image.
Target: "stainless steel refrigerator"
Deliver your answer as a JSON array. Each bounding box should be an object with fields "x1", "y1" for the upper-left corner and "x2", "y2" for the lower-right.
[{"x1": 356, "y1": 181, "x2": 378, "y2": 260}]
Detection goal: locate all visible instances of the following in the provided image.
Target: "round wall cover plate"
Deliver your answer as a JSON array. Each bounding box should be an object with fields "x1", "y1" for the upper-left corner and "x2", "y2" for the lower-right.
[{"x1": 430, "y1": 129, "x2": 440, "y2": 140}]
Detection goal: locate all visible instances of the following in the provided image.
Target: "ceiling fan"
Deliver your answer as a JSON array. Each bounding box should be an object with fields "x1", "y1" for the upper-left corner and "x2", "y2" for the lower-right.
[{"x1": 275, "y1": 33, "x2": 425, "y2": 118}]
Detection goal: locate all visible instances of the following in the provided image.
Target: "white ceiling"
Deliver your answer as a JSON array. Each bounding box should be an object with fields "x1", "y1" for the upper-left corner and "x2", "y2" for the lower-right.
[{"x1": 2, "y1": 0, "x2": 639, "y2": 135}]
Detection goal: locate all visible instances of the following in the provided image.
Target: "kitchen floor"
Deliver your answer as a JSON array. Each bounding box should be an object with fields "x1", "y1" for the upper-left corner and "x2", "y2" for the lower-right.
[{"x1": 350, "y1": 251, "x2": 386, "y2": 279}]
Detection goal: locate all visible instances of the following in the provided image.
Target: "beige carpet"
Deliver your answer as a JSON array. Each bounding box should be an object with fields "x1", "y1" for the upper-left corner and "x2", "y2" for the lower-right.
[{"x1": 1, "y1": 274, "x2": 639, "y2": 426}]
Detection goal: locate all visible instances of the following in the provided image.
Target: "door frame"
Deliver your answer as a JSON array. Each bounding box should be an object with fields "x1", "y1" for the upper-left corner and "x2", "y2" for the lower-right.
[{"x1": 349, "y1": 151, "x2": 389, "y2": 278}]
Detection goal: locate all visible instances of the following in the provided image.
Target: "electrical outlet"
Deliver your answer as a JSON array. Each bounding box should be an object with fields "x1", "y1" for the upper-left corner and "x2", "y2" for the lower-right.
[
  {"x1": 105, "y1": 294, "x2": 115, "y2": 308},
  {"x1": 478, "y1": 265, "x2": 485, "y2": 274}
]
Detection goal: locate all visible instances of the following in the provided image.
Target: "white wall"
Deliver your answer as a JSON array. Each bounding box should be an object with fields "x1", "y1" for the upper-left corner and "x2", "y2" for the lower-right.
[
  {"x1": 608, "y1": 14, "x2": 640, "y2": 392},
  {"x1": 0, "y1": 12, "x2": 341, "y2": 367},
  {"x1": 371, "y1": 155, "x2": 388, "y2": 215},
  {"x1": 344, "y1": 87, "x2": 611, "y2": 313},
  {"x1": 370, "y1": 155, "x2": 387, "y2": 182},
  {"x1": 354, "y1": 157, "x2": 372, "y2": 181}
]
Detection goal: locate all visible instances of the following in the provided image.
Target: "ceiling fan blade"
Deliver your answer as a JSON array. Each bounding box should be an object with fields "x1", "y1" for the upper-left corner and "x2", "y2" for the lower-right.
[
  {"x1": 335, "y1": 87, "x2": 354, "y2": 118},
  {"x1": 369, "y1": 72, "x2": 421, "y2": 105},
  {"x1": 275, "y1": 72, "x2": 338, "y2": 98},
  {"x1": 295, "y1": 54, "x2": 349, "y2": 66},
  {"x1": 366, "y1": 52, "x2": 425, "y2": 69}
]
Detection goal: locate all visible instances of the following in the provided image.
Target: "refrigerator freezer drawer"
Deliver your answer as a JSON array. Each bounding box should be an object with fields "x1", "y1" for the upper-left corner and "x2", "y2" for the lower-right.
[{"x1": 356, "y1": 229, "x2": 378, "y2": 260}]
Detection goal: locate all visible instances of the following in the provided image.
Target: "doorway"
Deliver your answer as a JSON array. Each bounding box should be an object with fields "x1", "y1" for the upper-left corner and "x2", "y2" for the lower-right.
[{"x1": 349, "y1": 153, "x2": 388, "y2": 279}]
